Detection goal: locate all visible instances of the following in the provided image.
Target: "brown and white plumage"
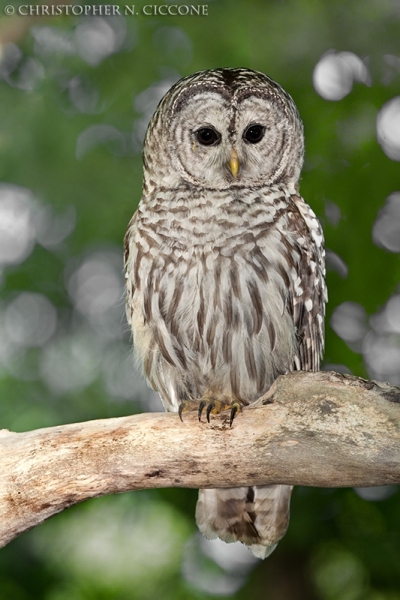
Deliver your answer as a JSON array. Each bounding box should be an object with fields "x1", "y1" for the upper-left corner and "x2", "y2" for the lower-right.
[{"x1": 124, "y1": 68, "x2": 327, "y2": 559}]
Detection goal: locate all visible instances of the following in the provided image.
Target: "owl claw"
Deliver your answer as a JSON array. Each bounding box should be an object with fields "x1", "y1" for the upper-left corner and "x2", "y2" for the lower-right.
[
  {"x1": 206, "y1": 402, "x2": 215, "y2": 423},
  {"x1": 229, "y1": 402, "x2": 242, "y2": 427},
  {"x1": 179, "y1": 400, "x2": 200, "y2": 421},
  {"x1": 198, "y1": 399, "x2": 207, "y2": 421}
]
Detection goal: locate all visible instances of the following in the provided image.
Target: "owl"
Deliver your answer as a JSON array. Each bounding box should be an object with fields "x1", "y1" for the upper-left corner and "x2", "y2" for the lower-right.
[{"x1": 124, "y1": 68, "x2": 327, "y2": 559}]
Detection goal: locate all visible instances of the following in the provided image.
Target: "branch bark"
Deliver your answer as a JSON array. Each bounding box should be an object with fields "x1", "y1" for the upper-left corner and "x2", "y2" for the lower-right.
[{"x1": 1, "y1": 370, "x2": 400, "y2": 549}]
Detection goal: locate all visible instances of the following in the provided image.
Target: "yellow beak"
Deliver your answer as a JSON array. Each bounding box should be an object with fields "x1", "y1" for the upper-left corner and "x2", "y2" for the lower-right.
[{"x1": 229, "y1": 149, "x2": 239, "y2": 178}]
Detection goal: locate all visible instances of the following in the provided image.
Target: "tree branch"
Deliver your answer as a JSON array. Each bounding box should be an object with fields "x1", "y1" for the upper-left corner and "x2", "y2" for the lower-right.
[{"x1": 1, "y1": 370, "x2": 400, "y2": 549}]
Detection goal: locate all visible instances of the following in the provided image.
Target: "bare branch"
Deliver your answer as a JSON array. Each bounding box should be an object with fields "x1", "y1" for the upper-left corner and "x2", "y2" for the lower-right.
[{"x1": 1, "y1": 371, "x2": 400, "y2": 549}]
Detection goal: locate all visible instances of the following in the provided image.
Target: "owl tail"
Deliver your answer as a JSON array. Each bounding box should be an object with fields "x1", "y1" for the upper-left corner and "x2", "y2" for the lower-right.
[{"x1": 195, "y1": 484, "x2": 293, "y2": 559}]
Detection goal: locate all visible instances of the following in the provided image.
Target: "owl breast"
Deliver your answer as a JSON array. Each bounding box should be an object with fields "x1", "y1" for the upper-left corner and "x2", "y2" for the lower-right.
[{"x1": 126, "y1": 183, "x2": 302, "y2": 412}]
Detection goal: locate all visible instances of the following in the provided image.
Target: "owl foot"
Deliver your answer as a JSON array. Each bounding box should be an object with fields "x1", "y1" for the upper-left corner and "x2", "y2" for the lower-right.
[
  {"x1": 199, "y1": 397, "x2": 243, "y2": 427},
  {"x1": 199, "y1": 398, "x2": 242, "y2": 427},
  {"x1": 178, "y1": 397, "x2": 242, "y2": 426}
]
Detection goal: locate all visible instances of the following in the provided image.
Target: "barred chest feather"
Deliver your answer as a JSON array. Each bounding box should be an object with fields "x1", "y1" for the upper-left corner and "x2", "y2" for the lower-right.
[{"x1": 125, "y1": 183, "x2": 324, "y2": 412}]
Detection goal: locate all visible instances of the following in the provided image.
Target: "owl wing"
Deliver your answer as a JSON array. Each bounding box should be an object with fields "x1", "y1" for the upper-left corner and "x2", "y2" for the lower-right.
[
  {"x1": 289, "y1": 195, "x2": 327, "y2": 372},
  {"x1": 123, "y1": 211, "x2": 139, "y2": 328}
]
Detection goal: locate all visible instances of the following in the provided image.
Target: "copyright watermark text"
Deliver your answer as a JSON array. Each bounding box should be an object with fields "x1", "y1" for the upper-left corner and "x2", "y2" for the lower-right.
[{"x1": 3, "y1": 4, "x2": 209, "y2": 16}]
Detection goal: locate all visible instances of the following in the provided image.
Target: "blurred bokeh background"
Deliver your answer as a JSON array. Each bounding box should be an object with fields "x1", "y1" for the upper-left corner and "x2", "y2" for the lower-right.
[{"x1": 0, "y1": 0, "x2": 399, "y2": 598}]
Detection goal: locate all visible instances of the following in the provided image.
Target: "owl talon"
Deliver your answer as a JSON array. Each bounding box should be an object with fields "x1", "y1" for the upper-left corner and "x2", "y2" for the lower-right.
[
  {"x1": 179, "y1": 400, "x2": 200, "y2": 422},
  {"x1": 206, "y1": 402, "x2": 214, "y2": 423},
  {"x1": 198, "y1": 399, "x2": 207, "y2": 421},
  {"x1": 229, "y1": 403, "x2": 242, "y2": 427},
  {"x1": 205, "y1": 399, "x2": 226, "y2": 422}
]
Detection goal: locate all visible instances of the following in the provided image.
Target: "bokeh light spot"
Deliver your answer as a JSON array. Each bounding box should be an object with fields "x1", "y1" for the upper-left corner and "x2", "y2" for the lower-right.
[
  {"x1": 372, "y1": 192, "x2": 400, "y2": 252},
  {"x1": 0, "y1": 185, "x2": 36, "y2": 267},
  {"x1": 376, "y1": 97, "x2": 400, "y2": 161},
  {"x1": 74, "y1": 16, "x2": 127, "y2": 66},
  {"x1": 5, "y1": 293, "x2": 57, "y2": 348},
  {"x1": 331, "y1": 302, "x2": 367, "y2": 343},
  {"x1": 313, "y1": 51, "x2": 370, "y2": 101}
]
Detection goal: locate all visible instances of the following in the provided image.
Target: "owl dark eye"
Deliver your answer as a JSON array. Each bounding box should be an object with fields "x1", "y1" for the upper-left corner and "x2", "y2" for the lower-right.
[
  {"x1": 196, "y1": 127, "x2": 221, "y2": 146},
  {"x1": 243, "y1": 124, "x2": 265, "y2": 144}
]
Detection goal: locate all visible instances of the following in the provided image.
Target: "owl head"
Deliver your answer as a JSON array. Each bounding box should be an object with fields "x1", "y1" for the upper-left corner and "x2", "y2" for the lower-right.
[{"x1": 143, "y1": 68, "x2": 304, "y2": 192}]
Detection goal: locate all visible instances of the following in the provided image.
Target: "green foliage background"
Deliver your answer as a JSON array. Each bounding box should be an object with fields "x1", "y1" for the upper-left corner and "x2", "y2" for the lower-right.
[{"x1": 0, "y1": 0, "x2": 399, "y2": 598}]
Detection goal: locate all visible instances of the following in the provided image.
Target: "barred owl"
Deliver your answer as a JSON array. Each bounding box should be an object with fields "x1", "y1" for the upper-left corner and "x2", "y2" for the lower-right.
[{"x1": 124, "y1": 68, "x2": 326, "y2": 559}]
